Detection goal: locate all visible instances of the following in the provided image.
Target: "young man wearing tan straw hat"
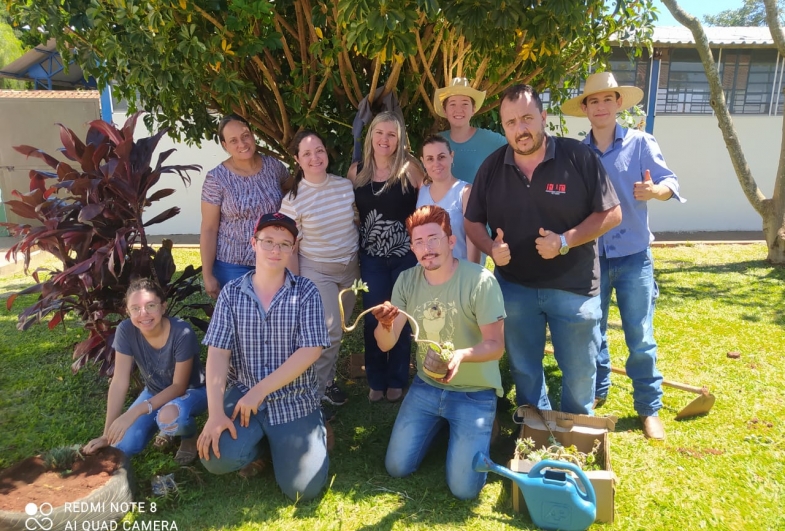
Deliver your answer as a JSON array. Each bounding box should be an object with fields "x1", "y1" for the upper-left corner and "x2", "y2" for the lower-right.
[
  {"x1": 434, "y1": 78, "x2": 506, "y2": 184},
  {"x1": 562, "y1": 71, "x2": 686, "y2": 440}
]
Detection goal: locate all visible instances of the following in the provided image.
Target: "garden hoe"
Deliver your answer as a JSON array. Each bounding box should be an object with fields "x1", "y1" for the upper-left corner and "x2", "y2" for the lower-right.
[
  {"x1": 609, "y1": 366, "x2": 715, "y2": 419},
  {"x1": 544, "y1": 346, "x2": 715, "y2": 419}
]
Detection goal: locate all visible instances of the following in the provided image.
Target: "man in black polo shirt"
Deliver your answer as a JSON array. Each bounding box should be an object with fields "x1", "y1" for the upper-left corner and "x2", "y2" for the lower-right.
[{"x1": 464, "y1": 84, "x2": 621, "y2": 415}]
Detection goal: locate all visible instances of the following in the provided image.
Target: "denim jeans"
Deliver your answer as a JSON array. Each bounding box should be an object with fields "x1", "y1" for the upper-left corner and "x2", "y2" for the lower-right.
[
  {"x1": 385, "y1": 376, "x2": 497, "y2": 500},
  {"x1": 299, "y1": 253, "x2": 360, "y2": 396},
  {"x1": 596, "y1": 249, "x2": 663, "y2": 417},
  {"x1": 212, "y1": 259, "x2": 254, "y2": 289},
  {"x1": 200, "y1": 386, "x2": 329, "y2": 501},
  {"x1": 114, "y1": 386, "x2": 208, "y2": 456},
  {"x1": 496, "y1": 273, "x2": 600, "y2": 415},
  {"x1": 359, "y1": 251, "x2": 417, "y2": 391}
]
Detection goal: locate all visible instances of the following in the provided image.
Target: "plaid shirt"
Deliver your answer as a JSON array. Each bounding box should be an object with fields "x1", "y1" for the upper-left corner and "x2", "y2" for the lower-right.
[{"x1": 203, "y1": 269, "x2": 329, "y2": 425}]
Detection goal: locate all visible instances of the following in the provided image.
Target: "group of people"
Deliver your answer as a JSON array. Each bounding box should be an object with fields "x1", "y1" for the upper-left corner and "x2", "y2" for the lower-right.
[{"x1": 83, "y1": 71, "x2": 683, "y2": 502}]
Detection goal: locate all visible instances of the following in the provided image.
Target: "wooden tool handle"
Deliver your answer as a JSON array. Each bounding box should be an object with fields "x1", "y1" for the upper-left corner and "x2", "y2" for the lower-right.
[{"x1": 610, "y1": 366, "x2": 709, "y2": 395}]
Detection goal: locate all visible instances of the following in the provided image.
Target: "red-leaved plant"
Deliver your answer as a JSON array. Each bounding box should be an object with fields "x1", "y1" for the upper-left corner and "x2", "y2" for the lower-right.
[{"x1": 2, "y1": 112, "x2": 206, "y2": 375}]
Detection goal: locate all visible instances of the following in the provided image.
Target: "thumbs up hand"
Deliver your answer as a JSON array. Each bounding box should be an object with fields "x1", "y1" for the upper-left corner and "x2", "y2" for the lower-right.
[
  {"x1": 634, "y1": 169, "x2": 656, "y2": 201},
  {"x1": 535, "y1": 227, "x2": 561, "y2": 259},
  {"x1": 491, "y1": 228, "x2": 511, "y2": 266}
]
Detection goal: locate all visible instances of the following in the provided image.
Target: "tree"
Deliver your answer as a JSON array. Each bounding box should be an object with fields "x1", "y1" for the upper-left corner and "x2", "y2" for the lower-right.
[
  {"x1": 5, "y1": 0, "x2": 656, "y2": 173},
  {"x1": 0, "y1": 20, "x2": 28, "y2": 89},
  {"x1": 661, "y1": 0, "x2": 785, "y2": 263},
  {"x1": 703, "y1": 0, "x2": 785, "y2": 27}
]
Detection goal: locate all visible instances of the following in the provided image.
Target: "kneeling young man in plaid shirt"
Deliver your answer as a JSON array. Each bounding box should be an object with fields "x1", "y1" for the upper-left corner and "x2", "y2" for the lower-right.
[{"x1": 198, "y1": 213, "x2": 330, "y2": 501}]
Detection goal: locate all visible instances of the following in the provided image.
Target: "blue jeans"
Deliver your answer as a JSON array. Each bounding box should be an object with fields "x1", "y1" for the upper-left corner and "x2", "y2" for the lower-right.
[
  {"x1": 597, "y1": 249, "x2": 663, "y2": 417},
  {"x1": 385, "y1": 376, "x2": 497, "y2": 500},
  {"x1": 212, "y1": 259, "x2": 254, "y2": 288},
  {"x1": 200, "y1": 386, "x2": 329, "y2": 501},
  {"x1": 496, "y1": 273, "x2": 600, "y2": 415},
  {"x1": 114, "y1": 387, "x2": 208, "y2": 456},
  {"x1": 360, "y1": 251, "x2": 417, "y2": 391}
]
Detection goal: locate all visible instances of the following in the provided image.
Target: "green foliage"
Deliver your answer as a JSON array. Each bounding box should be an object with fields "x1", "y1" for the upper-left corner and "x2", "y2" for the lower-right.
[
  {"x1": 41, "y1": 444, "x2": 84, "y2": 472},
  {"x1": 0, "y1": 20, "x2": 28, "y2": 89},
  {"x1": 1, "y1": 114, "x2": 205, "y2": 374},
  {"x1": 514, "y1": 437, "x2": 603, "y2": 471},
  {"x1": 703, "y1": 0, "x2": 785, "y2": 26},
  {"x1": 5, "y1": 0, "x2": 657, "y2": 175}
]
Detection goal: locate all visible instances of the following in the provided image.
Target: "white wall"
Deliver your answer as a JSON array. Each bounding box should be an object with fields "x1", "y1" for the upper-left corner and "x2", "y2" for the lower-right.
[
  {"x1": 556, "y1": 114, "x2": 779, "y2": 233},
  {"x1": 133, "y1": 112, "x2": 781, "y2": 235}
]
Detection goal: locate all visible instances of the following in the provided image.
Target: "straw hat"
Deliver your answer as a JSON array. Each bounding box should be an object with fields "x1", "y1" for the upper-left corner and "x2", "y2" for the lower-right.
[
  {"x1": 433, "y1": 78, "x2": 486, "y2": 118},
  {"x1": 561, "y1": 72, "x2": 644, "y2": 117}
]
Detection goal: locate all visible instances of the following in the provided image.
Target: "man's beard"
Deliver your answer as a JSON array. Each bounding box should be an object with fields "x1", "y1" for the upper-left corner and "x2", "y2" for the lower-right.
[{"x1": 512, "y1": 126, "x2": 545, "y2": 156}]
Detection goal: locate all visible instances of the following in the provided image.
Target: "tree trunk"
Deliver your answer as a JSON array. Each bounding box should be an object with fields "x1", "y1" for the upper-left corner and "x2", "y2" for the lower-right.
[{"x1": 662, "y1": 0, "x2": 785, "y2": 264}]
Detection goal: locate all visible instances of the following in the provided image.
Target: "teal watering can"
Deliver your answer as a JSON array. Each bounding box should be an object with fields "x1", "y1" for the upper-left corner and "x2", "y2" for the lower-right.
[{"x1": 473, "y1": 452, "x2": 596, "y2": 531}]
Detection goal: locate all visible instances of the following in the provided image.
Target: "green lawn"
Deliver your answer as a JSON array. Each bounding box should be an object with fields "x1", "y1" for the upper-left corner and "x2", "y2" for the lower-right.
[{"x1": 1, "y1": 245, "x2": 783, "y2": 530}]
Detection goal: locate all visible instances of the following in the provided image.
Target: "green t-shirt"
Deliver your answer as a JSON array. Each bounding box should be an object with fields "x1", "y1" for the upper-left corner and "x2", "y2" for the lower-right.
[{"x1": 392, "y1": 260, "x2": 506, "y2": 396}]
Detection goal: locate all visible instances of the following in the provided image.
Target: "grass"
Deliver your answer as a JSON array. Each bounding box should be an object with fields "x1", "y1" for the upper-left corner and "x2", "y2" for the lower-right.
[{"x1": 1, "y1": 245, "x2": 784, "y2": 530}]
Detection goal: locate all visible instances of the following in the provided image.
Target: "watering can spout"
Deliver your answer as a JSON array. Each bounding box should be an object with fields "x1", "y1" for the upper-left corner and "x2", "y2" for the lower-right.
[{"x1": 472, "y1": 451, "x2": 519, "y2": 482}]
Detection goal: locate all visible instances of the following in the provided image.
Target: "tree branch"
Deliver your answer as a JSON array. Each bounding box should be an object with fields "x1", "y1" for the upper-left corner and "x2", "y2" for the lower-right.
[
  {"x1": 380, "y1": 54, "x2": 404, "y2": 99},
  {"x1": 416, "y1": 28, "x2": 439, "y2": 90},
  {"x1": 368, "y1": 57, "x2": 381, "y2": 105},
  {"x1": 337, "y1": 53, "x2": 359, "y2": 108},
  {"x1": 309, "y1": 68, "x2": 332, "y2": 112},
  {"x1": 764, "y1": 0, "x2": 785, "y2": 56},
  {"x1": 410, "y1": 56, "x2": 436, "y2": 116},
  {"x1": 661, "y1": 0, "x2": 767, "y2": 215},
  {"x1": 332, "y1": 3, "x2": 362, "y2": 105},
  {"x1": 274, "y1": 12, "x2": 298, "y2": 41},
  {"x1": 273, "y1": 18, "x2": 297, "y2": 71},
  {"x1": 473, "y1": 57, "x2": 490, "y2": 87}
]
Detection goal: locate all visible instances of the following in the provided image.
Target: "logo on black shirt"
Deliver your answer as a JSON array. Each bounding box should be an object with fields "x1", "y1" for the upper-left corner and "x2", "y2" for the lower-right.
[{"x1": 545, "y1": 183, "x2": 567, "y2": 195}]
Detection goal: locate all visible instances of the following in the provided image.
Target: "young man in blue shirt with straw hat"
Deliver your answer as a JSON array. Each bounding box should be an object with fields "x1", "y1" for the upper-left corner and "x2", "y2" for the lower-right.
[{"x1": 562, "y1": 71, "x2": 686, "y2": 440}]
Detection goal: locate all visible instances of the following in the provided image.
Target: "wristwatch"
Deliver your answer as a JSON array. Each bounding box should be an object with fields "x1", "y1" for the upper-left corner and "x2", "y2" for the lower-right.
[{"x1": 558, "y1": 234, "x2": 569, "y2": 255}]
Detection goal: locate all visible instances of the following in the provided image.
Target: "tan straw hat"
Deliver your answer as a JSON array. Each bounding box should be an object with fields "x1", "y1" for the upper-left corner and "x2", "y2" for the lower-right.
[
  {"x1": 561, "y1": 72, "x2": 644, "y2": 117},
  {"x1": 433, "y1": 78, "x2": 486, "y2": 118}
]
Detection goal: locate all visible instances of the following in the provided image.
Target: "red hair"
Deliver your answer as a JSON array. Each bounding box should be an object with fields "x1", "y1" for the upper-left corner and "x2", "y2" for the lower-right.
[{"x1": 406, "y1": 205, "x2": 452, "y2": 238}]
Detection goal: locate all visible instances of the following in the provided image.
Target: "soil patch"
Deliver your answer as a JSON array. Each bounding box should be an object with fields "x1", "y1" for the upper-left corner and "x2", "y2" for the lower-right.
[{"x1": 0, "y1": 447, "x2": 124, "y2": 512}]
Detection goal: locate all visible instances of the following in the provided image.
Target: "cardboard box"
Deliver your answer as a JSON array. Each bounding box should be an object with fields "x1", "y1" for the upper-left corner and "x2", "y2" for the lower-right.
[{"x1": 509, "y1": 406, "x2": 617, "y2": 524}]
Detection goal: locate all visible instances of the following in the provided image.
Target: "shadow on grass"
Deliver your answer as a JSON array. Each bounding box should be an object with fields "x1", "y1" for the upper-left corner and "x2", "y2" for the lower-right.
[{"x1": 657, "y1": 259, "x2": 785, "y2": 328}]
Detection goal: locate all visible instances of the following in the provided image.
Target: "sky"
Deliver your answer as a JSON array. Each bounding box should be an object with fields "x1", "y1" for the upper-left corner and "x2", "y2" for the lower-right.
[{"x1": 652, "y1": 0, "x2": 749, "y2": 26}]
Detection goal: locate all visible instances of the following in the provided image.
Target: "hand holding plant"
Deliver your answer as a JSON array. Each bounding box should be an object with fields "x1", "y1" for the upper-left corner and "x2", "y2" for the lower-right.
[
  {"x1": 371, "y1": 302, "x2": 399, "y2": 332},
  {"x1": 423, "y1": 341, "x2": 455, "y2": 380},
  {"x1": 339, "y1": 280, "x2": 457, "y2": 382}
]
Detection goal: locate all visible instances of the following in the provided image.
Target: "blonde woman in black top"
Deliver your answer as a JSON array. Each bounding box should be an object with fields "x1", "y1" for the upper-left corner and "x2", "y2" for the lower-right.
[{"x1": 347, "y1": 111, "x2": 424, "y2": 403}]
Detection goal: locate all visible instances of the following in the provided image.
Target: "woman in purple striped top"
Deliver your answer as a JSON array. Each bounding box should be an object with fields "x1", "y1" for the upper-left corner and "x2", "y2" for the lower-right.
[{"x1": 200, "y1": 115, "x2": 290, "y2": 299}]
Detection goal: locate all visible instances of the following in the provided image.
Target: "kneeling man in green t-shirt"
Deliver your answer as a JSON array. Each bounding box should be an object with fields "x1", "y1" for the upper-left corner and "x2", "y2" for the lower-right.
[{"x1": 372, "y1": 204, "x2": 506, "y2": 500}]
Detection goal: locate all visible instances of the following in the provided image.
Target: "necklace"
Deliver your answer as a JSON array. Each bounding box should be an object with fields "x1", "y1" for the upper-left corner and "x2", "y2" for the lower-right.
[{"x1": 370, "y1": 180, "x2": 387, "y2": 196}]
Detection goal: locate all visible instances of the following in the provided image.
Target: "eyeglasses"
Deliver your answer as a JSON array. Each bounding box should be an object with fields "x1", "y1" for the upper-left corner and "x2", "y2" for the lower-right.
[
  {"x1": 128, "y1": 302, "x2": 161, "y2": 316},
  {"x1": 254, "y1": 238, "x2": 294, "y2": 253},
  {"x1": 411, "y1": 235, "x2": 447, "y2": 251}
]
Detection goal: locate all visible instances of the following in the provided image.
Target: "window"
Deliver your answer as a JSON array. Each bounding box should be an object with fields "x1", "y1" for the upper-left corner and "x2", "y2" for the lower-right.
[
  {"x1": 658, "y1": 47, "x2": 783, "y2": 115},
  {"x1": 658, "y1": 48, "x2": 713, "y2": 114}
]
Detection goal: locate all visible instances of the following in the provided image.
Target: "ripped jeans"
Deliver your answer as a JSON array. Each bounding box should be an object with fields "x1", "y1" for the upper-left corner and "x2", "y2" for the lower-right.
[{"x1": 114, "y1": 387, "x2": 208, "y2": 456}]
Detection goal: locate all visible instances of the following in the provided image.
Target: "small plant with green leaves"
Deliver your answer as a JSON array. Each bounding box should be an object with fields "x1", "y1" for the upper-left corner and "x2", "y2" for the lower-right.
[
  {"x1": 513, "y1": 437, "x2": 602, "y2": 471},
  {"x1": 41, "y1": 444, "x2": 84, "y2": 475},
  {"x1": 338, "y1": 279, "x2": 454, "y2": 379}
]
